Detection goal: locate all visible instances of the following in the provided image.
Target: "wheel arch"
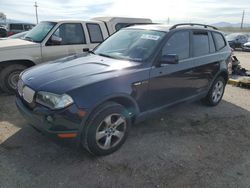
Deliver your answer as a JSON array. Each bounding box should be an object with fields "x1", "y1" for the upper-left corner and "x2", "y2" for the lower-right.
[
  {"x1": 87, "y1": 94, "x2": 140, "y2": 124},
  {"x1": 0, "y1": 60, "x2": 36, "y2": 70},
  {"x1": 218, "y1": 70, "x2": 229, "y2": 82}
]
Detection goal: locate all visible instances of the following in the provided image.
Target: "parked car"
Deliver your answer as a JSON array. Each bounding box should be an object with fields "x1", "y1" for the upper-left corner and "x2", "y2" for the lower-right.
[
  {"x1": 0, "y1": 17, "x2": 152, "y2": 94},
  {"x1": 9, "y1": 31, "x2": 28, "y2": 39},
  {"x1": 242, "y1": 41, "x2": 250, "y2": 51},
  {"x1": 6, "y1": 23, "x2": 35, "y2": 36},
  {"x1": 0, "y1": 27, "x2": 7, "y2": 38},
  {"x1": 0, "y1": 31, "x2": 29, "y2": 40},
  {"x1": 225, "y1": 33, "x2": 249, "y2": 50},
  {"x1": 16, "y1": 23, "x2": 231, "y2": 156}
]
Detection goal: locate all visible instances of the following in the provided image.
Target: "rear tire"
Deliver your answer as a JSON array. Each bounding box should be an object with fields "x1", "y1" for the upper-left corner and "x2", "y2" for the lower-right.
[
  {"x1": 82, "y1": 102, "x2": 131, "y2": 156},
  {"x1": 0, "y1": 64, "x2": 26, "y2": 94},
  {"x1": 203, "y1": 76, "x2": 226, "y2": 106}
]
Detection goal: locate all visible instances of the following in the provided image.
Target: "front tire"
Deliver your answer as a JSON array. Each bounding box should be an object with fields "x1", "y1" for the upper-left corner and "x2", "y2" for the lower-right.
[
  {"x1": 0, "y1": 64, "x2": 27, "y2": 94},
  {"x1": 203, "y1": 76, "x2": 226, "y2": 106},
  {"x1": 82, "y1": 102, "x2": 131, "y2": 156}
]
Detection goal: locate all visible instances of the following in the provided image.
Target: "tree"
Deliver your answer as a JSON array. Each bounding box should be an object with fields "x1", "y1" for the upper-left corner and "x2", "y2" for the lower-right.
[{"x1": 0, "y1": 12, "x2": 7, "y2": 23}]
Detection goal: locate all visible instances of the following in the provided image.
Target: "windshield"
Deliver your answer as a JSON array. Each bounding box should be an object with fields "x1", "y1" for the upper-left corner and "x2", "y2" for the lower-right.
[
  {"x1": 94, "y1": 29, "x2": 166, "y2": 62},
  {"x1": 24, "y1": 21, "x2": 56, "y2": 42}
]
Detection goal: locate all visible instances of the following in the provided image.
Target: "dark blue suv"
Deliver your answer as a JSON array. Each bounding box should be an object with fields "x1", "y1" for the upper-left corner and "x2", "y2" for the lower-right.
[{"x1": 16, "y1": 23, "x2": 231, "y2": 156}]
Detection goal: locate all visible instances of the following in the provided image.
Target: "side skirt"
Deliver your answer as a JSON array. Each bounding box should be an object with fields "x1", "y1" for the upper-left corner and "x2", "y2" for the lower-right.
[{"x1": 135, "y1": 91, "x2": 208, "y2": 123}]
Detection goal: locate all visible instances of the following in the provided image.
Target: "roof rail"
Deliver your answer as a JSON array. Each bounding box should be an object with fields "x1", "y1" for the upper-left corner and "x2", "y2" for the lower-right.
[{"x1": 170, "y1": 23, "x2": 218, "y2": 30}]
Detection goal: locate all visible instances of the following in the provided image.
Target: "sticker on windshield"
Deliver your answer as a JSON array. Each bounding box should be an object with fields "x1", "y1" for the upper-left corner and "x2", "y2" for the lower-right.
[{"x1": 141, "y1": 34, "x2": 160, "y2": 40}]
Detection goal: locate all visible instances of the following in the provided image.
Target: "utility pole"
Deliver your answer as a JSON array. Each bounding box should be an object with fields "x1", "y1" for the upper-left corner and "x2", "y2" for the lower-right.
[
  {"x1": 167, "y1": 17, "x2": 170, "y2": 25},
  {"x1": 241, "y1": 10, "x2": 245, "y2": 29},
  {"x1": 34, "y1": 2, "x2": 38, "y2": 24}
]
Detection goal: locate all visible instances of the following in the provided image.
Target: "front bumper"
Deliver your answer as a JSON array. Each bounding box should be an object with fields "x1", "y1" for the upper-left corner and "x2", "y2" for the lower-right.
[{"x1": 16, "y1": 96, "x2": 86, "y2": 142}]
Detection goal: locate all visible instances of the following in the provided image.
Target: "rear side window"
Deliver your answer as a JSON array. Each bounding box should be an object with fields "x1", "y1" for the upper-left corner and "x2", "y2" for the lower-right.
[
  {"x1": 208, "y1": 32, "x2": 216, "y2": 53},
  {"x1": 213, "y1": 32, "x2": 226, "y2": 51},
  {"x1": 162, "y1": 31, "x2": 190, "y2": 60},
  {"x1": 10, "y1": 24, "x2": 23, "y2": 30},
  {"x1": 86, "y1": 23, "x2": 104, "y2": 43},
  {"x1": 193, "y1": 31, "x2": 209, "y2": 57}
]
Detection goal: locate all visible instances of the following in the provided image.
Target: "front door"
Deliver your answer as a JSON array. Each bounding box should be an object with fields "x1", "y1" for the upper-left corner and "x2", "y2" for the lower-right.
[
  {"x1": 147, "y1": 30, "x2": 197, "y2": 110},
  {"x1": 41, "y1": 23, "x2": 88, "y2": 62}
]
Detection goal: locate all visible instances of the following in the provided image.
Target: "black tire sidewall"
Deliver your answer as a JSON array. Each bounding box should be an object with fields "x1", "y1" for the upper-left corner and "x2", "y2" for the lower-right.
[
  {"x1": 0, "y1": 64, "x2": 26, "y2": 94},
  {"x1": 82, "y1": 102, "x2": 131, "y2": 156}
]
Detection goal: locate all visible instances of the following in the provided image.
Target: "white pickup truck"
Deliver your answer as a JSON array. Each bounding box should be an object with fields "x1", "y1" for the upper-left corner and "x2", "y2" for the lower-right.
[{"x1": 0, "y1": 17, "x2": 152, "y2": 93}]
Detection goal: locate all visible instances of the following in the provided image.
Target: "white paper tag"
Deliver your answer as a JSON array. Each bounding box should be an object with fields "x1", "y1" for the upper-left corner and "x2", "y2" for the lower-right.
[{"x1": 141, "y1": 34, "x2": 160, "y2": 40}]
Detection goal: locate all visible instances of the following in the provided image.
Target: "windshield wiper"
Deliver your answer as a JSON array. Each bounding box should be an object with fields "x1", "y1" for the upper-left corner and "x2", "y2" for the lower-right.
[
  {"x1": 97, "y1": 53, "x2": 114, "y2": 58},
  {"x1": 88, "y1": 50, "x2": 95, "y2": 54}
]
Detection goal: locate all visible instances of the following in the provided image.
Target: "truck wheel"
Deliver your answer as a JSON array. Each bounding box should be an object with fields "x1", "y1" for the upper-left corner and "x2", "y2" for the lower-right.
[
  {"x1": 82, "y1": 102, "x2": 131, "y2": 156},
  {"x1": 0, "y1": 64, "x2": 27, "y2": 94},
  {"x1": 203, "y1": 76, "x2": 226, "y2": 106}
]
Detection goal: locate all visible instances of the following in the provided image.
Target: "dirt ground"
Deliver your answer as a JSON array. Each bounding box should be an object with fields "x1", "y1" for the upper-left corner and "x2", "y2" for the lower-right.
[{"x1": 0, "y1": 52, "x2": 250, "y2": 188}]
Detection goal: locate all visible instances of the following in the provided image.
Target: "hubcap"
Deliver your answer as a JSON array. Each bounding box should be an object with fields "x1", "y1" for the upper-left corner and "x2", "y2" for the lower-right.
[
  {"x1": 212, "y1": 80, "x2": 224, "y2": 103},
  {"x1": 96, "y1": 113, "x2": 126, "y2": 150},
  {"x1": 8, "y1": 71, "x2": 21, "y2": 90}
]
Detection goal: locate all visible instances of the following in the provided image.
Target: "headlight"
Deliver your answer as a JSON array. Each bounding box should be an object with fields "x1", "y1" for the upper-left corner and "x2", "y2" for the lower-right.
[{"x1": 36, "y1": 91, "x2": 74, "y2": 110}]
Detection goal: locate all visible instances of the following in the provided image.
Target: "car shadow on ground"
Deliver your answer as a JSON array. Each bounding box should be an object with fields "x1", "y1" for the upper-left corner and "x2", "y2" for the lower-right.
[{"x1": 1, "y1": 98, "x2": 250, "y2": 187}]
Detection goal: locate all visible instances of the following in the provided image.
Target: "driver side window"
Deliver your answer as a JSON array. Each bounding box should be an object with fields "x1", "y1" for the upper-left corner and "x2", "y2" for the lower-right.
[
  {"x1": 46, "y1": 23, "x2": 86, "y2": 46},
  {"x1": 162, "y1": 31, "x2": 190, "y2": 60}
]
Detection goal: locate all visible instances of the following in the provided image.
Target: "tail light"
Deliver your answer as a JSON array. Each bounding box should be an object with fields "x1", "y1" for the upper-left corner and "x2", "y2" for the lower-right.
[{"x1": 7, "y1": 31, "x2": 15, "y2": 36}]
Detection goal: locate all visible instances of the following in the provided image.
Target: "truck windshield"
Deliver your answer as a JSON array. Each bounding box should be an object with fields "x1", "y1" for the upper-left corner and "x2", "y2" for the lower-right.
[
  {"x1": 94, "y1": 29, "x2": 166, "y2": 62},
  {"x1": 23, "y1": 21, "x2": 56, "y2": 43}
]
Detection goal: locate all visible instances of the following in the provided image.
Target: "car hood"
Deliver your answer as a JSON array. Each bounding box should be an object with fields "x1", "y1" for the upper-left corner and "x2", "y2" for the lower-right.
[
  {"x1": 0, "y1": 38, "x2": 38, "y2": 50},
  {"x1": 21, "y1": 54, "x2": 140, "y2": 93}
]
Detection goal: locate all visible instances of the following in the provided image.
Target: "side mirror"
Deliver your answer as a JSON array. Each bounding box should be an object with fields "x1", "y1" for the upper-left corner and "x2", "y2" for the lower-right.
[
  {"x1": 159, "y1": 54, "x2": 179, "y2": 65},
  {"x1": 47, "y1": 35, "x2": 62, "y2": 45}
]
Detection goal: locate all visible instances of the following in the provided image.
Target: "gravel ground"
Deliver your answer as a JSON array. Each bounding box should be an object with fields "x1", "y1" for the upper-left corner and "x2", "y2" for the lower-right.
[{"x1": 0, "y1": 52, "x2": 249, "y2": 188}]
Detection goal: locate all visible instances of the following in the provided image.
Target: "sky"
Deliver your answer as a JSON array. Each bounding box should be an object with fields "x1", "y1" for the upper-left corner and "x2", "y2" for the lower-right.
[{"x1": 0, "y1": 0, "x2": 249, "y2": 24}]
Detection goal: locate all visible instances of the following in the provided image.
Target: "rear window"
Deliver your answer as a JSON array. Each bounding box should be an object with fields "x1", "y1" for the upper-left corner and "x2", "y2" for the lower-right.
[
  {"x1": 193, "y1": 31, "x2": 209, "y2": 57},
  {"x1": 213, "y1": 32, "x2": 226, "y2": 50},
  {"x1": 86, "y1": 23, "x2": 103, "y2": 43},
  {"x1": 10, "y1": 24, "x2": 23, "y2": 30}
]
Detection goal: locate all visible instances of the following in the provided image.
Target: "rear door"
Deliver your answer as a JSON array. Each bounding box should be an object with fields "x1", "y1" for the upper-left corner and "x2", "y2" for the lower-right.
[
  {"x1": 147, "y1": 30, "x2": 197, "y2": 110},
  {"x1": 41, "y1": 23, "x2": 88, "y2": 62},
  {"x1": 191, "y1": 30, "x2": 224, "y2": 94}
]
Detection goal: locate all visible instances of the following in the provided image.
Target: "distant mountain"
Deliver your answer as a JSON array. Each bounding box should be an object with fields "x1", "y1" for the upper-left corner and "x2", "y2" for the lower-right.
[{"x1": 212, "y1": 22, "x2": 250, "y2": 28}]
